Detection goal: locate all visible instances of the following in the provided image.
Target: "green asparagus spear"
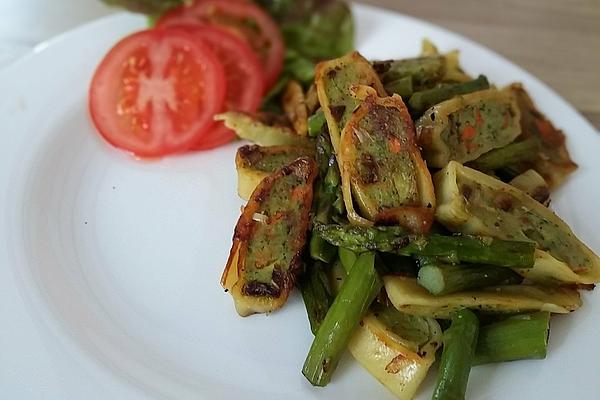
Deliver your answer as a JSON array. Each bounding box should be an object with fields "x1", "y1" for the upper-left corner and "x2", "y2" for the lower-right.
[
  {"x1": 315, "y1": 224, "x2": 536, "y2": 268},
  {"x1": 309, "y1": 235, "x2": 337, "y2": 263},
  {"x1": 315, "y1": 224, "x2": 408, "y2": 252},
  {"x1": 310, "y1": 183, "x2": 337, "y2": 263},
  {"x1": 338, "y1": 247, "x2": 358, "y2": 273},
  {"x1": 417, "y1": 258, "x2": 523, "y2": 295},
  {"x1": 323, "y1": 162, "x2": 341, "y2": 192},
  {"x1": 299, "y1": 261, "x2": 334, "y2": 335},
  {"x1": 467, "y1": 138, "x2": 540, "y2": 171},
  {"x1": 302, "y1": 252, "x2": 382, "y2": 386},
  {"x1": 374, "y1": 56, "x2": 446, "y2": 89},
  {"x1": 474, "y1": 312, "x2": 550, "y2": 365},
  {"x1": 432, "y1": 309, "x2": 479, "y2": 400},
  {"x1": 331, "y1": 194, "x2": 345, "y2": 216},
  {"x1": 328, "y1": 260, "x2": 347, "y2": 294},
  {"x1": 385, "y1": 75, "x2": 414, "y2": 98},
  {"x1": 318, "y1": 132, "x2": 345, "y2": 218},
  {"x1": 408, "y1": 75, "x2": 490, "y2": 115},
  {"x1": 315, "y1": 131, "x2": 332, "y2": 173},
  {"x1": 372, "y1": 303, "x2": 439, "y2": 350},
  {"x1": 308, "y1": 110, "x2": 327, "y2": 137},
  {"x1": 341, "y1": 247, "x2": 418, "y2": 279},
  {"x1": 309, "y1": 185, "x2": 337, "y2": 262},
  {"x1": 323, "y1": 156, "x2": 345, "y2": 217},
  {"x1": 401, "y1": 236, "x2": 535, "y2": 268},
  {"x1": 309, "y1": 132, "x2": 340, "y2": 263}
]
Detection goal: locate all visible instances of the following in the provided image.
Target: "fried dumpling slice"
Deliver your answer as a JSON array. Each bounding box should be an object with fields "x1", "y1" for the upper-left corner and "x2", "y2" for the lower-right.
[
  {"x1": 338, "y1": 85, "x2": 435, "y2": 232},
  {"x1": 349, "y1": 311, "x2": 441, "y2": 400},
  {"x1": 384, "y1": 276, "x2": 581, "y2": 318},
  {"x1": 235, "y1": 144, "x2": 315, "y2": 200},
  {"x1": 508, "y1": 83, "x2": 578, "y2": 188},
  {"x1": 435, "y1": 161, "x2": 600, "y2": 284},
  {"x1": 416, "y1": 87, "x2": 521, "y2": 167},
  {"x1": 222, "y1": 157, "x2": 317, "y2": 316},
  {"x1": 315, "y1": 51, "x2": 386, "y2": 153},
  {"x1": 216, "y1": 112, "x2": 314, "y2": 148}
]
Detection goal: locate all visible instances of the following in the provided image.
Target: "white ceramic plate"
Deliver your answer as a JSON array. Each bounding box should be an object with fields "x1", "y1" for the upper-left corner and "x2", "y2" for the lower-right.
[{"x1": 1, "y1": 4, "x2": 599, "y2": 399}]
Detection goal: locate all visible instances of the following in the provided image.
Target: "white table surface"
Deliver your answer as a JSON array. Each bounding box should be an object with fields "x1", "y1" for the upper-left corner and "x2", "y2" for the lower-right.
[{"x1": 0, "y1": 0, "x2": 115, "y2": 68}]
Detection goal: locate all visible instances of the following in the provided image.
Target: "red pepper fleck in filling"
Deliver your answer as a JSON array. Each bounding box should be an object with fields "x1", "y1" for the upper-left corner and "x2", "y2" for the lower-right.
[
  {"x1": 502, "y1": 111, "x2": 510, "y2": 128},
  {"x1": 462, "y1": 124, "x2": 477, "y2": 141},
  {"x1": 388, "y1": 137, "x2": 403, "y2": 153},
  {"x1": 475, "y1": 109, "x2": 484, "y2": 126}
]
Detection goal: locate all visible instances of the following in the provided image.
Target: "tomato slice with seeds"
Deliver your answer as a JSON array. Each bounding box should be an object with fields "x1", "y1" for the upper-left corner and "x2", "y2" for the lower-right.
[
  {"x1": 89, "y1": 29, "x2": 226, "y2": 158},
  {"x1": 170, "y1": 25, "x2": 264, "y2": 150},
  {"x1": 158, "y1": 0, "x2": 284, "y2": 89}
]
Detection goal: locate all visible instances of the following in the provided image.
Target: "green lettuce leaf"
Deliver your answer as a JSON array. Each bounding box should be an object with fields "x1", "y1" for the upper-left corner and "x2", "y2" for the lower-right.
[
  {"x1": 258, "y1": 0, "x2": 354, "y2": 105},
  {"x1": 279, "y1": 1, "x2": 354, "y2": 61}
]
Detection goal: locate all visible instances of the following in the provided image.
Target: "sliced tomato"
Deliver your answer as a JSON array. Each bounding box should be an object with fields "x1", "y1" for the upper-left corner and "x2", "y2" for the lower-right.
[
  {"x1": 158, "y1": 0, "x2": 284, "y2": 89},
  {"x1": 169, "y1": 25, "x2": 264, "y2": 150},
  {"x1": 89, "y1": 29, "x2": 226, "y2": 158}
]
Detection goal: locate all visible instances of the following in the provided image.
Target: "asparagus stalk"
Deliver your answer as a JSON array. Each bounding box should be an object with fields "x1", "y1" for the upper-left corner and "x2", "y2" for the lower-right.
[
  {"x1": 401, "y1": 235, "x2": 535, "y2": 267},
  {"x1": 417, "y1": 258, "x2": 523, "y2": 295},
  {"x1": 324, "y1": 159, "x2": 345, "y2": 217},
  {"x1": 323, "y1": 161, "x2": 341, "y2": 192},
  {"x1": 315, "y1": 224, "x2": 536, "y2": 268},
  {"x1": 308, "y1": 110, "x2": 326, "y2": 137},
  {"x1": 309, "y1": 182, "x2": 337, "y2": 263},
  {"x1": 313, "y1": 130, "x2": 345, "y2": 217},
  {"x1": 474, "y1": 312, "x2": 550, "y2": 365},
  {"x1": 384, "y1": 75, "x2": 414, "y2": 98},
  {"x1": 302, "y1": 252, "x2": 382, "y2": 386},
  {"x1": 371, "y1": 303, "x2": 438, "y2": 351},
  {"x1": 309, "y1": 132, "x2": 340, "y2": 263},
  {"x1": 432, "y1": 309, "x2": 480, "y2": 400},
  {"x1": 315, "y1": 224, "x2": 407, "y2": 252},
  {"x1": 467, "y1": 138, "x2": 539, "y2": 171},
  {"x1": 309, "y1": 234, "x2": 337, "y2": 263},
  {"x1": 408, "y1": 75, "x2": 489, "y2": 115},
  {"x1": 338, "y1": 247, "x2": 358, "y2": 273},
  {"x1": 299, "y1": 261, "x2": 334, "y2": 335},
  {"x1": 309, "y1": 184, "x2": 337, "y2": 263},
  {"x1": 374, "y1": 56, "x2": 445, "y2": 89}
]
